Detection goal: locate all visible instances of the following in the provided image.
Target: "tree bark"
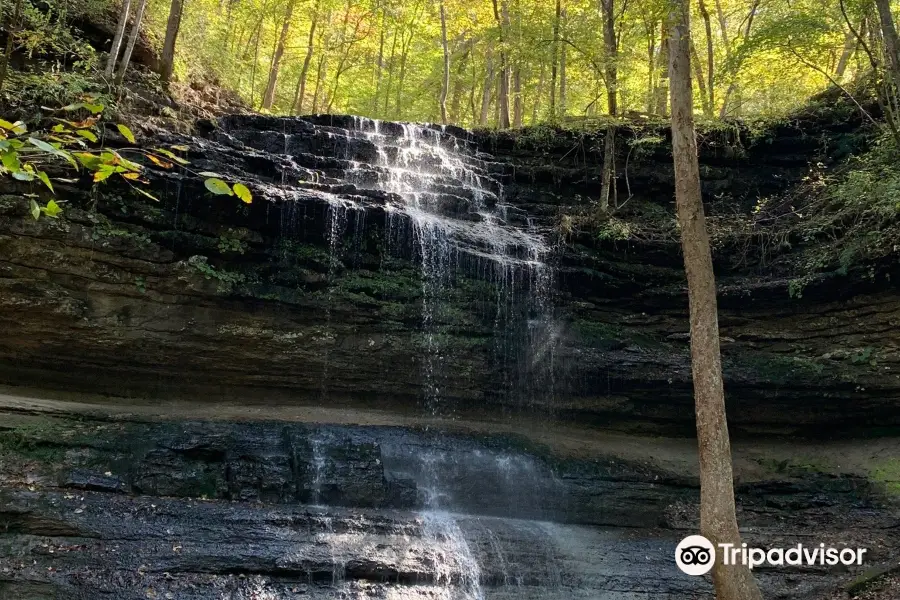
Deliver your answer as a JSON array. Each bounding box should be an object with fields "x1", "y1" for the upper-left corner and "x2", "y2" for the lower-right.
[
  {"x1": 599, "y1": 0, "x2": 618, "y2": 115},
  {"x1": 439, "y1": 0, "x2": 450, "y2": 124},
  {"x1": 550, "y1": 0, "x2": 561, "y2": 118},
  {"x1": 874, "y1": 0, "x2": 900, "y2": 99},
  {"x1": 291, "y1": 7, "x2": 319, "y2": 115},
  {"x1": 479, "y1": 50, "x2": 494, "y2": 126},
  {"x1": 667, "y1": 2, "x2": 764, "y2": 599},
  {"x1": 160, "y1": 0, "x2": 184, "y2": 84},
  {"x1": 105, "y1": 0, "x2": 132, "y2": 77},
  {"x1": 655, "y1": 20, "x2": 669, "y2": 115},
  {"x1": 559, "y1": 4, "x2": 567, "y2": 116},
  {"x1": 491, "y1": 0, "x2": 511, "y2": 128},
  {"x1": 697, "y1": 0, "x2": 715, "y2": 115},
  {"x1": 262, "y1": 0, "x2": 298, "y2": 110},
  {"x1": 115, "y1": 0, "x2": 149, "y2": 85}
]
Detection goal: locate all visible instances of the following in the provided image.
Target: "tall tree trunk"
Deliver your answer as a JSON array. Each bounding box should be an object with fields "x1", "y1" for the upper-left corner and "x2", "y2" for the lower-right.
[
  {"x1": 655, "y1": 20, "x2": 669, "y2": 115},
  {"x1": 383, "y1": 30, "x2": 397, "y2": 115},
  {"x1": 105, "y1": 0, "x2": 132, "y2": 77},
  {"x1": 115, "y1": 0, "x2": 149, "y2": 85},
  {"x1": 550, "y1": 0, "x2": 561, "y2": 118},
  {"x1": 697, "y1": 0, "x2": 714, "y2": 114},
  {"x1": 874, "y1": 0, "x2": 900, "y2": 98},
  {"x1": 513, "y1": 67, "x2": 523, "y2": 127},
  {"x1": 439, "y1": 0, "x2": 450, "y2": 124},
  {"x1": 667, "y1": 2, "x2": 764, "y2": 599},
  {"x1": 291, "y1": 7, "x2": 319, "y2": 114},
  {"x1": 559, "y1": 4, "x2": 567, "y2": 116},
  {"x1": 599, "y1": 0, "x2": 618, "y2": 115},
  {"x1": 262, "y1": 0, "x2": 298, "y2": 110},
  {"x1": 479, "y1": 50, "x2": 494, "y2": 126},
  {"x1": 691, "y1": 40, "x2": 713, "y2": 117},
  {"x1": 835, "y1": 26, "x2": 858, "y2": 79},
  {"x1": 449, "y1": 41, "x2": 470, "y2": 122},
  {"x1": 532, "y1": 59, "x2": 546, "y2": 123},
  {"x1": 160, "y1": 0, "x2": 184, "y2": 84},
  {"x1": 598, "y1": 0, "x2": 619, "y2": 214},
  {"x1": 0, "y1": 0, "x2": 24, "y2": 92},
  {"x1": 492, "y1": 0, "x2": 510, "y2": 128},
  {"x1": 374, "y1": 8, "x2": 385, "y2": 113},
  {"x1": 645, "y1": 20, "x2": 657, "y2": 114}
]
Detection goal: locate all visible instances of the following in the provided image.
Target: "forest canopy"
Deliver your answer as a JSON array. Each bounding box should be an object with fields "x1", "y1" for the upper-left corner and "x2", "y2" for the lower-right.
[{"x1": 0, "y1": 0, "x2": 897, "y2": 127}]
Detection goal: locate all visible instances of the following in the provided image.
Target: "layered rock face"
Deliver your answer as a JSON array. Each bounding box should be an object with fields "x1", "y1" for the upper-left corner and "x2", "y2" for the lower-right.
[
  {"x1": 1, "y1": 110, "x2": 898, "y2": 435},
  {"x1": 1, "y1": 110, "x2": 899, "y2": 598}
]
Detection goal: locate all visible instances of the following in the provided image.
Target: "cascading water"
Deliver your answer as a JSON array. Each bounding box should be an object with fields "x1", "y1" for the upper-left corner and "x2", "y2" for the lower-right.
[{"x1": 337, "y1": 116, "x2": 558, "y2": 413}]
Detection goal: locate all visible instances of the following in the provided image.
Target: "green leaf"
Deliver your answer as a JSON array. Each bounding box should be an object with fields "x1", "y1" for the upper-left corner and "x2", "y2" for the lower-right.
[
  {"x1": 83, "y1": 103, "x2": 105, "y2": 114},
  {"x1": 36, "y1": 171, "x2": 54, "y2": 193},
  {"x1": 30, "y1": 199, "x2": 40, "y2": 220},
  {"x1": 204, "y1": 178, "x2": 234, "y2": 196},
  {"x1": 170, "y1": 144, "x2": 190, "y2": 152},
  {"x1": 233, "y1": 183, "x2": 252, "y2": 204},
  {"x1": 61, "y1": 102, "x2": 85, "y2": 111},
  {"x1": 76, "y1": 129, "x2": 99, "y2": 143},
  {"x1": 0, "y1": 118, "x2": 18, "y2": 131},
  {"x1": 75, "y1": 152, "x2": 102, "y2": 170},
  {"x1": 154, "y1": 147, "x2": 189, "y2": 165},
  {"x1": 1, "y1": 150, "x2": 22, "y2": 172},
  {"x1": 28, "y1": 137, "x2": 58, "y2": 153},
  {"x1": 117, "y1": 124, "x2": 136, "y2": 144},
  {"x1": 134, "y1": 188, "x2": 160, "y2": 202},
  {"x1": 9, "y1": 121, "x2": 27, "y2": 135},
  {"x1": 12, "y1": 171, "x2": 35, "y2": 181},
  {"x1": 197, "y1": 171, "x2": 223, "y2": 177},
  {"x1": 94, "y1": 165, "x2": 115, "y2": 182},
  {"x1": 42, "y1": 200, "x2": 62, "y2": 218}
]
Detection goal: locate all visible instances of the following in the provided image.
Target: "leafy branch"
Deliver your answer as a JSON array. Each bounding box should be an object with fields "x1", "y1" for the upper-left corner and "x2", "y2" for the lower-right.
[{"x1": 0, "y1": 100, "x2": 253, "y2": 220}]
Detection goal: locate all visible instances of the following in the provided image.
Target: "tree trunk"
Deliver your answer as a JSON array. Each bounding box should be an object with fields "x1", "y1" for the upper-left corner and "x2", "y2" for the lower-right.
[
  {"x1": 697, "y1": 0, "x2": 714, "y2": 114},
  {"x1": 599, "y1": 0, "x2": 618, "y2": 115},
  {"x1": 645, "y1": 20, "x2": 657, "y2": 114},
  {"x1": 491, "y1": 0, "x2": 511, "y2": 128},
  {"x1": 655, "y1": 20, "x2": 669, "y2": 115},
  {"x1": 115, "y1": 0, "x2": 149, "y2": 85},
  {"x1": 262, "y1": 0, "x2": 298, "y2": 110},
  {"x1": 160, "y1": 0, "x2": 184, "y2": 84},
  {"x1": 532, "y1": 59, "x2": 546, "y2": 123},
  {"x1": 691, "y1": 40, "x2": 713, "y2": 117},
  {"x1": 513, "y1": 67, "x2": 523, "y2": 127},
  {"x1": 383, "y1": 30, "x2": 397, "y2": 115},
  {"x1": 479, "y1": 50, "x2": 494, "y2": 126},
  {"x1": 559, "y1": 4, "x2": 567, "y2": 116},
  {"x1": 667, "y1": 2, "x2": 764, "y2": 599},
  {"x1": 439, "y1": 0, "x2": 450, "y2": 124},
  {"x1": 291, "y1": 7, "x2": 319, "y2": 115},
  {"x1": 835, "y1": 26, "x2": 858, "y2": 79},
  {"x1": 874, "y1": 0, "x2": 900, "y2": 98},
  {"x1": 550, "y1": 0, "x2": 561, "y2": 118},
  {"x1": 105, "y1": 0, "x2": 132, "y2": 77},
  {"x1": 598, "y1": 0, "x2": 619, "y2": 214}
]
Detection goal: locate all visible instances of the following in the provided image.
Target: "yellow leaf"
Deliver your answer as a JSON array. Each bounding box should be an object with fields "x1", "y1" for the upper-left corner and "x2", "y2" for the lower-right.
[
  {"x1": 147, "y1": 154, "x2": 173, "y2": 169},
  {"x1": 233, "y1": 183, "x2": 252, "y2": 204},
  {"x1": 117, "y1": 124, "x2": 136, "y2": 144}
]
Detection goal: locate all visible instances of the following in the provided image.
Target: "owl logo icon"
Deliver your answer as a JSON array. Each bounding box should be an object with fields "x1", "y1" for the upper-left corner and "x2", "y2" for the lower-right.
[{"x1": 676, "y1": 535, "x2": 716, "y2": 576}]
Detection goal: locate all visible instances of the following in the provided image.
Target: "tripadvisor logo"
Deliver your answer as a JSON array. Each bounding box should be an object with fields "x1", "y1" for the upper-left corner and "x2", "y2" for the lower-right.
[{"x1": 675, "y1": 535, "x2": 868, "y2": 576}]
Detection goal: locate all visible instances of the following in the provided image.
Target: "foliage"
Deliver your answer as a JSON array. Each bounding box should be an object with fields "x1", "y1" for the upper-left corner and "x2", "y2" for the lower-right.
[
  {"x1": 127, "y1": 0, "x2": 867, "y2": 125},
  {"x1": 0, "y1": 100, "x2": 252, "y2": 220}
]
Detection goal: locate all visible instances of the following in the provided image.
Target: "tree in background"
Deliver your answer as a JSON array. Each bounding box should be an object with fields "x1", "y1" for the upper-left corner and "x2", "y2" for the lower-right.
[
  {"x1": 667, "y1": 0, "x2": 763, "y2": 598},
  {"x1": 115, "y1": 0, "x2": 149, "y2": 85},
  {"x1": 105, "y1": 0, "x2": 132, "y2": 78},
  {"x1": 160, "y1": 0, "x2": 185, "y2": 85}
]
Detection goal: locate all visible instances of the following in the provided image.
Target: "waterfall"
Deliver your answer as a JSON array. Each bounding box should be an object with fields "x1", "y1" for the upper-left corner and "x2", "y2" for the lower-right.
[{"x1": 337, "y1": 116, "x2": 558, "y2": 413}]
